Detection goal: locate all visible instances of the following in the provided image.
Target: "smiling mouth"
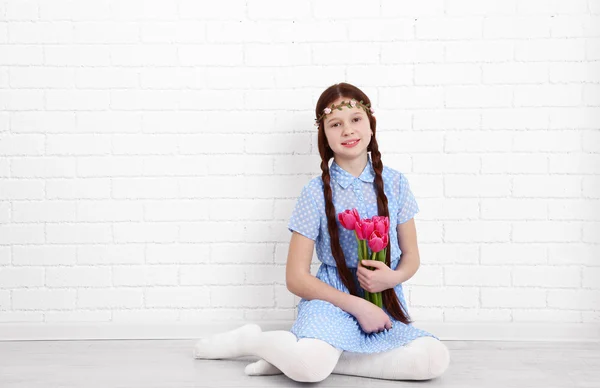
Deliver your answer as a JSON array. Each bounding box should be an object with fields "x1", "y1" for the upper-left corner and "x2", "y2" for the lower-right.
[{"x1": 342, "y1": 139, "x2": 360, "y2": 145}]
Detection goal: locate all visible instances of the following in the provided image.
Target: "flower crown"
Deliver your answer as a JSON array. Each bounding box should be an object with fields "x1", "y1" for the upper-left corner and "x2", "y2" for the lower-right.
[{"x1": 314, "y1": 99, "x2": 375, "y2": 127}]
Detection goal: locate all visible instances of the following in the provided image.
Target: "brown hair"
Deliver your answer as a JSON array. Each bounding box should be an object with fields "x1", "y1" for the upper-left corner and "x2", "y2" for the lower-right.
[{"x1": 315, "y1": 82, "x2": 412, "y2": 325}]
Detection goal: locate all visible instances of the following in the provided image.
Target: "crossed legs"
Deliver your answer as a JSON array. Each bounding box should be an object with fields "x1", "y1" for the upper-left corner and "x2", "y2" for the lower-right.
[
  {"x1": 193, "y1": 323, "x2": 449, "y2": 382},
  {"x1": 193, "y1": 324, "x2": 342, "y2": 383}
]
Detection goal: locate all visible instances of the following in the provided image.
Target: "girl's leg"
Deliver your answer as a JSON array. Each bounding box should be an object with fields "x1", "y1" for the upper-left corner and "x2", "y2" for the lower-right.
[
  {"x1": 245, "y1": 336, "x2": 450, "y2": 381},
  {"x1": 333, "y1": 337, "x2": 450, "y2": 380},
  {"x1": 193, "y1": 323, "x2": 343, "y2": 383}
]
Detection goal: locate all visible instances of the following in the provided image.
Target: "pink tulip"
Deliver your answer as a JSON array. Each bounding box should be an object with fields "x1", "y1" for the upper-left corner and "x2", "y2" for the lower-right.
[
  {"x1": 372, "y1": 215, "x2": 389, "y2": 235},
  {"x1": 338, "y1": 208, "x2": 360, "y2": 230},
  {"x1": 368, "y1": 229, "x2": 389, "y2": 252},
  {"x1": 355, "y1": 218, "x2": 375, "y2": 240}
]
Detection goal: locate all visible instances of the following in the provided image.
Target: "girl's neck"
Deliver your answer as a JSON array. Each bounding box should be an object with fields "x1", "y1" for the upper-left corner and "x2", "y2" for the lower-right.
[{"x1": 333, "y1": 153, "x2": 369, "y2": 178}]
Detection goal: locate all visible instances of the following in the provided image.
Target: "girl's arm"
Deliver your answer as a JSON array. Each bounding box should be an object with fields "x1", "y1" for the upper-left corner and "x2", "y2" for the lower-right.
[
  {"x1": 287, "y1": 232, "x2": 363, "y2": 316},
  {"x1": 289, "y1": 271, "x2": 364, "y2": 315},
  {"x1": 395, "y1": 218, "x2": 421, "y2": 284}
]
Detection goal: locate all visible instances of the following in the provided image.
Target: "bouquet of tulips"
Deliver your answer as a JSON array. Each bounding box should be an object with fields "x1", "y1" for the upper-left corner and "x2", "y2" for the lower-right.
[{"x1": 338, "y1": 208, "x2": 390, "y2": 308}]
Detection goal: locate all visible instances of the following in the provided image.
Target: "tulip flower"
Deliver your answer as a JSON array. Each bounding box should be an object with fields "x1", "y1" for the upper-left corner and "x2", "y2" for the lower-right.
[
  {"x1": 355, "y1": 218, "x2": 374, "y2": 241},
  {"x1": 337, "y1": 209, "x2": 391, "y2": 308},
  {"x1": 372, "y1": 215, "x2": 389, "y2": 236},
  {"x1": 338, "y1": 208, "x2": 360, "y2": 230},
  {"x1": 367, "y1": 230, "x2": 389, "y2": 253}
]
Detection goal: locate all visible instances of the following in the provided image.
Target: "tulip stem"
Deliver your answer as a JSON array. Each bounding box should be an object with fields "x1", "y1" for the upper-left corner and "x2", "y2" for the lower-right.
[
  {"x1": 378, "y1": 249, "x2": 385, "y2": 307},
  {"x1": 356, "y1": 237, "x2": 370, "y2": 303},
  {"x1": 368, "y1": 250, "x2": 381, "y2": 308}
]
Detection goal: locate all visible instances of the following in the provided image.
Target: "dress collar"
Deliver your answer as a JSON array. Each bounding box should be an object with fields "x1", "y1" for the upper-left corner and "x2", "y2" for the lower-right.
[{"x1": 330, "y1": 154, "x2": 376, "y2": 189}]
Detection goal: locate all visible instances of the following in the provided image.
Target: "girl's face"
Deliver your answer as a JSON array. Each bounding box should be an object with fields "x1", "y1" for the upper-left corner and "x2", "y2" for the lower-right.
[{"x1": 322, "y1": 96, "x2": 372, "y2": 158}]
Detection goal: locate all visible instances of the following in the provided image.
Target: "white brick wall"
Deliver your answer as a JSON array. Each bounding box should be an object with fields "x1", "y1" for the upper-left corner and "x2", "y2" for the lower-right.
[{"x1": 0, "y1": 0, "x2": 599, "y2": 339}]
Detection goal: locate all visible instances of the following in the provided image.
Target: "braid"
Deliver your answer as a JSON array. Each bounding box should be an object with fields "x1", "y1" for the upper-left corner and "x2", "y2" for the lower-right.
[
  {"x1": 320, "y1": 159, "x2": 359, "y2": 297},
  {"x1": 369, "y1": 141, "x2": 413, "y2": 325}
]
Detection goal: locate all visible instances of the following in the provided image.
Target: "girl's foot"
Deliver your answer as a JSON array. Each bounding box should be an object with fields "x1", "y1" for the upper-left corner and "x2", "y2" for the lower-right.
[
  {"x1": 193, "y1": 323, "x2": 262, "y2": 359},
  {"x1": 244, "y1": 358, "x2": 283, "y2": 376}
]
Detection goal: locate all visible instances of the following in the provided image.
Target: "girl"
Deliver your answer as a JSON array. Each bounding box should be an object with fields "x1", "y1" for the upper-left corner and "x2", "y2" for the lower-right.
[{"x1": 193, "y1": 83, "x2": 450, "y2": 382}]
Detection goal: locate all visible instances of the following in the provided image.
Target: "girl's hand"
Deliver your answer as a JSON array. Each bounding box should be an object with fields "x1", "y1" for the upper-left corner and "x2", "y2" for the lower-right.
[
  {"x1": 357, "y1": 259, "x2": 397, "y2": 293},
  {"x1": 352, "y1": 298, "x2": 393, "y2": 334}
]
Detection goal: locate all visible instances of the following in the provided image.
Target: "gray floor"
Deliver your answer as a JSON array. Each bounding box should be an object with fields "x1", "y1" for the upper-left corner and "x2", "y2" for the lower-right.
[{"x1": 1, "y1": 339, "x2": 599, "y2": 387}]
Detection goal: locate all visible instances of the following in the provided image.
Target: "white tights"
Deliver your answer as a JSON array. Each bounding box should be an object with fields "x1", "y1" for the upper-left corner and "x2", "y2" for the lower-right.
[{"x1": 193, "y1": 323, "x2": 450, "y2": 383}]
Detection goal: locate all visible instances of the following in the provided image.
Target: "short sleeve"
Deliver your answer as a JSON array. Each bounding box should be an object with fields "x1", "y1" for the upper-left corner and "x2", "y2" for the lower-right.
[
  {"x1": 287, "y1": 184, "x2": 321, "y2": 241},
  {"x1": 397, "y1": 173, "x2": 420, "y2": 224}
]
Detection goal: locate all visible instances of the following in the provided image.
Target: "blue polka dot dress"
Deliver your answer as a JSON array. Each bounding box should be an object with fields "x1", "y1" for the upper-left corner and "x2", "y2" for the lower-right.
[{"x1": 287, "y1": 154, "x2": 439, "y2": 353}]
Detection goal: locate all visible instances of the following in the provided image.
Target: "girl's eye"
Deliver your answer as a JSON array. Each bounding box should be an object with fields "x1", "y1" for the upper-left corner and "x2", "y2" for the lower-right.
[{"x1": 331, "y1": 117, "x2": 360, "y2": 127}]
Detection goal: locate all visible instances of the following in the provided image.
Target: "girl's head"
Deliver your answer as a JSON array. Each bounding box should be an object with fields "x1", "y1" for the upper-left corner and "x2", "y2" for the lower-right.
[
  {"x1": 314, "y1": 83, "x2": 376, "y2": 162},
  {"x1": 313, "y1": 82, "x2": 412, "y2": 325}
]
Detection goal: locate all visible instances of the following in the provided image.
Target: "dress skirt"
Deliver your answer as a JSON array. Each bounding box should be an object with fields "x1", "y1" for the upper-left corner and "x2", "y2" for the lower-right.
[{"x1": 289, "y1": 263, "x2": 439, "y2": 353}]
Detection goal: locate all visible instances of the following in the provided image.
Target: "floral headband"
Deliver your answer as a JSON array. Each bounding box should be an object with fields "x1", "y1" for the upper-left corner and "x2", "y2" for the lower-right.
[{"x1": 314, "y1": 99, "x2": 375, "y2": 127}]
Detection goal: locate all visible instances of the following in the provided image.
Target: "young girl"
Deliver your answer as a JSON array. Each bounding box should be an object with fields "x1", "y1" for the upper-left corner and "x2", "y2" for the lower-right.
[{"x1": 193, "y1": 83, "x2": 450, "y2": 382}]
